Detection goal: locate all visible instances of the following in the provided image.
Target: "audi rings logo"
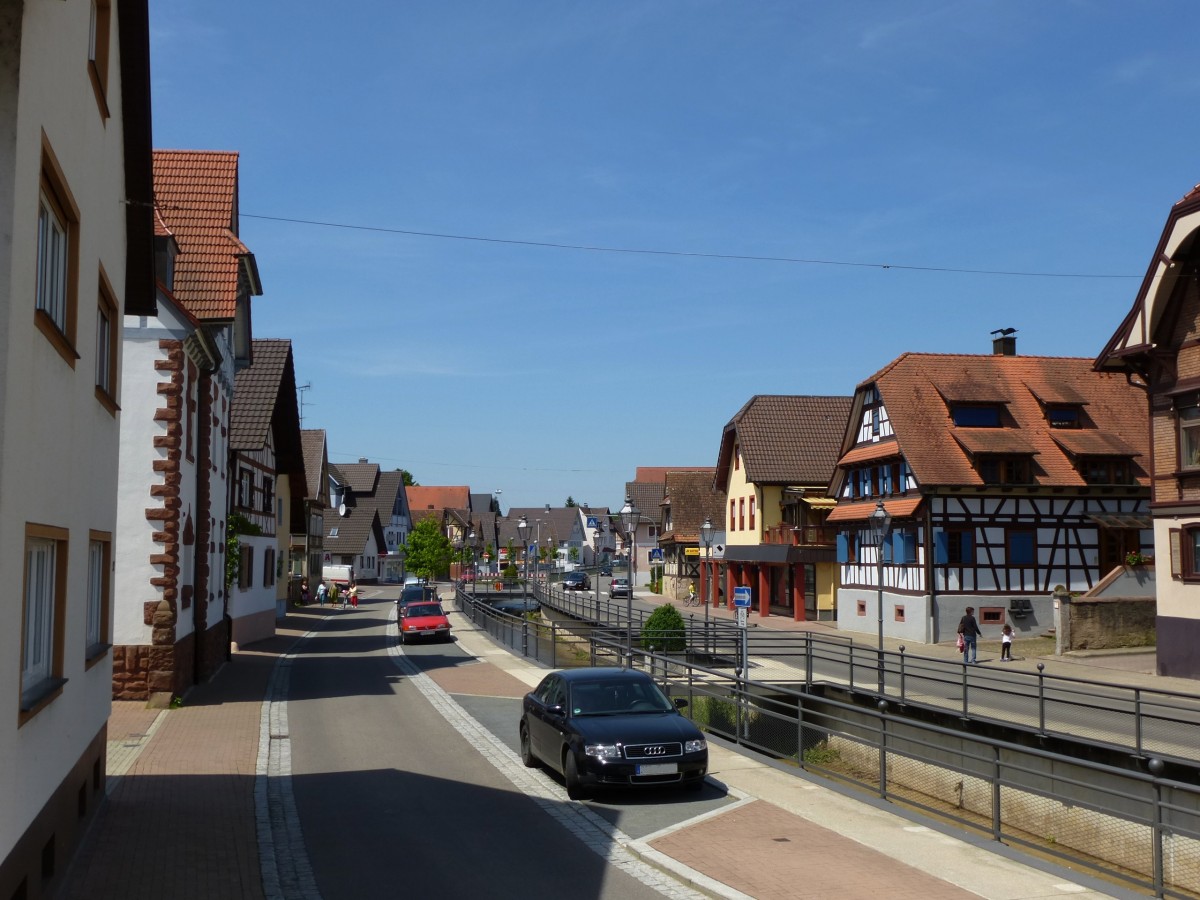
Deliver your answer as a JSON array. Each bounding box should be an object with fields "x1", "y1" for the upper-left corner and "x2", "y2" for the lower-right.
[{"x1": 644, "y1": 745, "x2": 667, "y2": 757}]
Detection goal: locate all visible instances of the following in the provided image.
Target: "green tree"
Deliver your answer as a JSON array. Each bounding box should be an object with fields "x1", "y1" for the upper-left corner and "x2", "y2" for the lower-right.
[
  {"x1": 564, "y1": 496, "x2": 576, "y2": 507},
  {"x1": 642, "y1": 604, "x2": 686, "y2": 653},
  {"x1": 395, "y1": 468, "x2": 417, "y2": 486},
  {"x1": 404, "y1": 517, "x2": 453, "y2": 580}
]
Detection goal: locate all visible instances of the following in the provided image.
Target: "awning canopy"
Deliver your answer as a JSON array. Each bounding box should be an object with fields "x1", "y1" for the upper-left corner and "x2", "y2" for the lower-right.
[
  {"x1": 1087, "y1": 512, "x2": 1152, "y2": 529},
  {"x1": 801, "y1": 496, "x2": 838, "y2": 509},
  {"x1": 826, "y1": 497, "x2": 923, "y2": 523}
]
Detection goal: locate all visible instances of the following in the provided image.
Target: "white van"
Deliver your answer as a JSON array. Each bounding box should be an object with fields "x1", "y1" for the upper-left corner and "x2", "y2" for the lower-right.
[{"x1": 322, "y1": 563, "x2": 355, "y2": 588}]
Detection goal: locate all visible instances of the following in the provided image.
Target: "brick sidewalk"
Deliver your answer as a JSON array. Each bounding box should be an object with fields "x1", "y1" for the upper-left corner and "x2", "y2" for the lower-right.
[{"x1": 55, "y1": 622, "x2": 308, "y2": 900}]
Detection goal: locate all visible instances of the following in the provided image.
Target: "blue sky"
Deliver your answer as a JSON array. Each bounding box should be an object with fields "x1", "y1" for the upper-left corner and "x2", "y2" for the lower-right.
[{"x1": 149, "y1": 1, "x2": 1200, "y2": 511}]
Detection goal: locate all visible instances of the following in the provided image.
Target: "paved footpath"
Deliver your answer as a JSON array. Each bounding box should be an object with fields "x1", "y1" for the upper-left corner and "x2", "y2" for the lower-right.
[{"x1": 56, "y1": 594, "x2": 1142, "y2": 900}]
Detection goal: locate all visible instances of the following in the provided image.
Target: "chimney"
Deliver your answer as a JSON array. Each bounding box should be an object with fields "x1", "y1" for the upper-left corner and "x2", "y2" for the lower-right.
[
  {"x1": 990, "y1": 328, "x2": 1017, "y2": 356},
  {"x1": 359, "y1": 457, "x2": 368, "y2": 463}
]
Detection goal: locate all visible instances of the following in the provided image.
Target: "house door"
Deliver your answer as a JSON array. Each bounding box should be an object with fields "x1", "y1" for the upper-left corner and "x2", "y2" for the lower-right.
[{"x1": 1099, "y1": 528, "x2": 1140, "y2": 575}]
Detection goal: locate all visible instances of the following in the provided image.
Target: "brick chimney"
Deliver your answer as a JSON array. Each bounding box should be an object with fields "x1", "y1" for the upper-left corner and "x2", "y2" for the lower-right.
[{"x1": 991, "y1": 328, "x2": 1017, "y2": 356}]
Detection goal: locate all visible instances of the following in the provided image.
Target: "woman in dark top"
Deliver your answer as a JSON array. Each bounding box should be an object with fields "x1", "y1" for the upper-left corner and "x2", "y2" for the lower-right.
[{"x1": 958, "y1": 606, "x2": 981, "y2": 664}]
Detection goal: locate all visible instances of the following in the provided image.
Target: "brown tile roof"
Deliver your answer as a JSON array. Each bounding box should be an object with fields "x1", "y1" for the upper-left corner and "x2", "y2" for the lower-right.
[
  {"x1": 623, "y1": 482, "x2": 667, "y2": 529},
  {"x1": 856, "y1": 353, "x2": 1150, "y2": 488},
  {"x1": 324, "y1": 504, "x2": 383, "y2": 556},
  {"x1": 406, "y1": 486, "x2": 471, "y2": 516},
  {"x1": 153, "y1": 150, "x2": 250, "y2": 320},
  {"x1": 827, "y1": 497, "x2": 923, "y2": 523},
  {"x1": 230, "y1": 340, "x2": 293, "y2": 450},
  {"x1": 716, "y1": 395, "x2": 854, "y2": 487},
  {"x1": 338, "y1": 461, "x2": 381, "y2": 495},
  {"x1": 300, "y1": 430, "x2": 327, "y2": 501},
  {"x1": 661, "y1": 471, "x2": 726, "y2": 542}
]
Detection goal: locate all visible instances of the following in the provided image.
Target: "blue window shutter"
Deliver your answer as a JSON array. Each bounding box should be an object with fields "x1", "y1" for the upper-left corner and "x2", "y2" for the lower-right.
[
  {"x1": 882, "y1": 465, "x2": 891, "y2": 495},
  {"x1": 904, "y1": 531, "x2": 916, "y2": 564},
  {"x1": 899, "y1": 460, "x2": 907, "y2": 492},
  {"x1": 934, "y1": 530, "x2": 948, "y2": 565},
  {"x1": 837, "y1": 532, "x2": 848, "y2": 563},
  {"x1": 963, "y1": 530, "x2": 974, "y2": 561},
  {"x1": 893, "y1": 531, "x2": 916, "y2": 564}
]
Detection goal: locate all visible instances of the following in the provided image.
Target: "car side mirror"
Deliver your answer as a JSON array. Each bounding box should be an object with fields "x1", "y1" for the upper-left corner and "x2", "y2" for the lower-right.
[
  {"x1": 546, "y1": 704, "x2": 566, "y2": 718},
  {"x1": 674, "y1": 698, "x2": 688, "y2": 709}
]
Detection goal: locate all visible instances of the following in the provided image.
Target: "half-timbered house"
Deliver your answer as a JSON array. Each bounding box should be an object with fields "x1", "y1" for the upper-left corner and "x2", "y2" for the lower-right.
[
  {"x1": 831, "y1": 342, "x2": 1151, "y2": 645},
  {"x1": 1096, "y1": 182, "x2": 1200, "y2": 678},
  {"x1": 714, "y1": 395, "x2": 853, "y2": 621},
  {"x1": 228, "y1": 339, "x2": 303, "y2": 638}
]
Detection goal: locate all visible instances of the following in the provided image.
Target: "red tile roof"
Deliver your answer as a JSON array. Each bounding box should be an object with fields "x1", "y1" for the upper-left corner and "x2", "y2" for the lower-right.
[
  {"x1": 852, "y1": 353, "x2": 1150, "y2": 488},
  {"x1": 716, "y1": 395, "x2": 854, "y2": 487},
  {"x1": 406, "y1": 486, "x2": 471, "y2": 515},
  {"x1": 153, "y1": 150, "x2": 247, "y2": 320}
]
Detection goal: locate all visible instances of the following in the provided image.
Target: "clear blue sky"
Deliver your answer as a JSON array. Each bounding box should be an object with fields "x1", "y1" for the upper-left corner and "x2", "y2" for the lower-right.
[{"x1": 149, "y1": 2, "x2": 1200, "y2": 511}]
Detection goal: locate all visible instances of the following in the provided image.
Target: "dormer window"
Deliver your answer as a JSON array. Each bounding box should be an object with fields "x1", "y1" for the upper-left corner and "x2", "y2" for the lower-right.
[
  {"x1": 1047, "y1": 407, "x2": 1081, "y2": 428},
  {"x1": 1082, "y1": 457, "x2": 1133, "y2": 485},
  {"x1": 951, "y1": 405, "x2": 1002, "y2": 427},
  {"x1": 978, "y1": 455, "x2": 1030, "y2": 485}
]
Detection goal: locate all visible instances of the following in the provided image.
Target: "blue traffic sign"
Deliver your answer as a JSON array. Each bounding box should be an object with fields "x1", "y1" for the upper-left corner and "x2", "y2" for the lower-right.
[{"x1": 733, "y1": 587, "x2": 752, "y2": 608}]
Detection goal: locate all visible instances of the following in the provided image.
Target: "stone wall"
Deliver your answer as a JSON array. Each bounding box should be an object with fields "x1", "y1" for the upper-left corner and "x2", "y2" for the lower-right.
[{"x1": 1067, "y1": 597, "x2": 1156, "y2": 650}]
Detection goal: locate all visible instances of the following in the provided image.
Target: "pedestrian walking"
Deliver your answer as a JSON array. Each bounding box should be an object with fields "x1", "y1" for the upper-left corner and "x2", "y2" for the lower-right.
[
  {"x1": 330, "y1": 581, "x2": 341, "y2": 609},
  {"x1": 957, "y1": 606, "x2": 981, "y2": 664},
  {"x1": 348, "y1": 583, "x2": 359, "y2": 609},
  {"x1": 316, "y1": 580, "x2": 329, "y2": 606},
  {"x1": 1000, "y1": 624, "x2": 1013, "y2": 661},
  {"x1": 299, "y1": 578, "x2": 310, "y2": 607}
]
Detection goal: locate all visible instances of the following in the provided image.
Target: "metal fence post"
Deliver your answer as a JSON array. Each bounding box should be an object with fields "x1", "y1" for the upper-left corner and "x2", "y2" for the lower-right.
[
  {"x1": 1037, "y1": 663, "x2": 1046, "y2": 737},
  {"x1": 1148, "y1": 757, "x2": 1164, "y2": 898},
  {"x1": 805, "y1": 633, "x2": 813, "y2": 688},
  {"x1": 991, "y1": 744, "x2": 1002, "y2": 841},
  {"x1": 877, "y1": 699, "x2": 888, "y2": 800},
  {"x1": 1134, "y1": 687, "x2": 1144, "y2": 758},
  {"x1": 898, "y1": 645, "x2": 907, "y2": 706},
  {"x1": 551, "y1": 622, "x2": 557, "y2": 668},
  {"x1": 522, "y1": 619, "x2": 529, "y2": 658}
]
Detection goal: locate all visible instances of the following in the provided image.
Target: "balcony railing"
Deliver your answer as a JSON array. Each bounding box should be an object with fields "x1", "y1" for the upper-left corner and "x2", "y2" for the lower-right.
[{"x1": 762, "y1": 524, "x2": 837, "y2": 547}]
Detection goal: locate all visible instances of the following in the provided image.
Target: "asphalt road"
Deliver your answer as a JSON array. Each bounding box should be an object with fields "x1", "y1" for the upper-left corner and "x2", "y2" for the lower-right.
[{"x1": 283, "y1": 592, "x2": 725, "y2": 899}]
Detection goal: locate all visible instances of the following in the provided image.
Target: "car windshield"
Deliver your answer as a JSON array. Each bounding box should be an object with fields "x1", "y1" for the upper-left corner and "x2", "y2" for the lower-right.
[
  {"x1": 405, "y1": 603, "x2": 443, "y2": 618},
  {"x1": 569, "y1": 679, "x2": 674, "y2": 716},
  {"x1": 401, "y1": 586, "x2": 435, "y2": 602}
]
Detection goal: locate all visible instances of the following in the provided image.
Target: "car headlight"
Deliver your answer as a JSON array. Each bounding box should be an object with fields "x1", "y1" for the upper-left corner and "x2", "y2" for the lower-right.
[
  {"x1": 685, "y1": 739, "x2": 707, "y2": 754},
  {"x1": 584, "y1": 743, "x2": 621, "y2": 760}
]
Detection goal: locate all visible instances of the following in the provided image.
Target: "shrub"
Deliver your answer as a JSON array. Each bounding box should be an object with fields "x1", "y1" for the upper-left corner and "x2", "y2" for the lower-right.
[{"x1": 641, "y1": 603, "x2": 686, "y2": 652}]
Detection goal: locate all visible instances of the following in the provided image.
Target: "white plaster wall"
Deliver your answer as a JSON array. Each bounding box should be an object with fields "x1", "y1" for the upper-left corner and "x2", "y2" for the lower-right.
[
  {"x1": 115, "y1": 312, "x2": 202, "y2": 645},
  {"x1": 1154, "y1": 516, "x2": 1200, "y2": 621},
  {"x1": 229, "y1": 533, "x2": 279, "y2": 640},
  {"x1": 0, "y1": 0, "x2": 130, "y2": 860}
]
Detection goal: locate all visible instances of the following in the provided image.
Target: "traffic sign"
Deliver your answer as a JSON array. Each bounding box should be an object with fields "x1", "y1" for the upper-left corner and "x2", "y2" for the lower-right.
[
  {"x1": 736, "y1": 607, "x2": 748, "y2": 628},
  {"x1": 649, "y1": 548, "x2": 664, "y2": 562},
  {"x1": 587, "y1": 516, "x2": 598, "y2": 528},
  {"x1": 733, "y1": 586, "x2": 752, "y2": 608},
  {"x1": 684, "y1": 547, "x2": 700, "y2": 557}
]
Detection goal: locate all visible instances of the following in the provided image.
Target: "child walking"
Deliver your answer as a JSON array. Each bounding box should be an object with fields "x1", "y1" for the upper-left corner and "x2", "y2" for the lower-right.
[{"x1": 1000, "y1": 624, "x2": 1014, "y2": 661}]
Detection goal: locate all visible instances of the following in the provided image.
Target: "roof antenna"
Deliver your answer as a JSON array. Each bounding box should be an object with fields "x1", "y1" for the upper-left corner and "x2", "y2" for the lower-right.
[{"x1": 298, "y1": 382, "x2": 313, "y2": 427}]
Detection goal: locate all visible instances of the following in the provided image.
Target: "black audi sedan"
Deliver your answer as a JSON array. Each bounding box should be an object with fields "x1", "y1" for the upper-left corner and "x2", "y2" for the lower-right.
[{"x1": 519, "y1": 668, "x2": 707, "y2": 799}]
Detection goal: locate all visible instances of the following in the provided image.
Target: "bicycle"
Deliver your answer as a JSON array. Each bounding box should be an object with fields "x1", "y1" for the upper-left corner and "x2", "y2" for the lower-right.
[{"x1": 684, "y1": 590, "x2": 698, "y2": 607}]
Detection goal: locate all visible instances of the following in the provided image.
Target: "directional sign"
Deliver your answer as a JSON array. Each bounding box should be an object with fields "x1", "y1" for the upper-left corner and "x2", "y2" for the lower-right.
[{"x1": 733, "y1": 586, "x2": 752, "y2": 608}]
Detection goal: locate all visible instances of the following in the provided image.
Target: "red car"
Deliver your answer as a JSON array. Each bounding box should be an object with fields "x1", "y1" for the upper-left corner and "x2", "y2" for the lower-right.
[
  {"x1": 399, "y1": 601, "x2": 452, "y2": 644},
  {"x1": 460, "y1": 569, "x2": 476, "y2": 582}
]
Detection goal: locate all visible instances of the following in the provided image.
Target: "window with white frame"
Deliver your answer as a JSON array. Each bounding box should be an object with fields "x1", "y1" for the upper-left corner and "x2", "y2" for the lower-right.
[
  {"x1": 22, "y1": 526, "x2": 67, "y2": 711},
  {"x1": 86, "y1": 537, "x2": 110, "y2": 658},
  {"x1": 37, "y1": 190, "x2": 69, "y2": 330},
  {"x1": 1180, "y1": 405, "x2": 1200, "y2": 470},
  {"x1": 95, "y1": 267, "x2": 119, "y2": 409},
  {"x1": 23, "y1": 539, "x2": 56, "y2": 697}
]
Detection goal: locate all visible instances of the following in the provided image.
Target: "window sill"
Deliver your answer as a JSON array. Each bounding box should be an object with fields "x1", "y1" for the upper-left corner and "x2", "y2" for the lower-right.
[
  {"x1": 85, "y1": 643, "x2": 113, "y2": 670},
  {"x1": 19, "y1": 677, "x2": 69, "y2": 719},
  {"x1": 95, "y1": 386, "x2": 120, "y2": 416},
  {"x1": 35, "y1": 309, "x2": 79, "y2": 368}
]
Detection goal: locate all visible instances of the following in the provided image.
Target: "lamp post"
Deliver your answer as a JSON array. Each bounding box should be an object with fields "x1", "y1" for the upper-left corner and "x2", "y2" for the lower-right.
[
  {"x1": 517, "y1": 515, "x2": 529, "y2": 596},
  {"x1": 620, "y1": 498, "x2": 639, "y2": 665},
  {"x1": 869, "y1": 500, "x2": 892, "y2": 694},
  {"x1": 593, "y1": 520, "x2": 605, "y2": 621},
  {"x1": 700, "y1": 515, "x2": 714, "y2": 655},
  {"x1": 467, "y1": 528, "x2": 477, "y2": 597}
]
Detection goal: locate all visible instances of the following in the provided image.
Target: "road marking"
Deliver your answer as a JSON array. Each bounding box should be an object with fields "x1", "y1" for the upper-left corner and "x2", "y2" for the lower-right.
[{"x1": 388, "y1": 607, "x2": 746, "y2": 900}]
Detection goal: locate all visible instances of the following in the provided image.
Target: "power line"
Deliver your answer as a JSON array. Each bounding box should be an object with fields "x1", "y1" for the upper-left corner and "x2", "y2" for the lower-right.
[{"x1": 233, "y1": 211, "x2": 1140, "y2": 281}]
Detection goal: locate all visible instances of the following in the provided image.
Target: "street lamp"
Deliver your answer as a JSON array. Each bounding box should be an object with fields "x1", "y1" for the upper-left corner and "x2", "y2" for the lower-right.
[
  {"x1": 467, "y1": 528, "x2": 477, "y2": 596},
  {"x1": 620, "y1": 497, "x2": 639, "y2": 665},
  {"x1": 593, "y1": 520, "x2": 605, "y2": 622},
  {"x1": 517, "y1": 516, "x2": 529, "y2": 595},
  {"x1": 700, "y1": 515, "x2": 714, "y2": 655},
  {"x1": 869, "y1": 499, "x2": 892, "y2": 694}
]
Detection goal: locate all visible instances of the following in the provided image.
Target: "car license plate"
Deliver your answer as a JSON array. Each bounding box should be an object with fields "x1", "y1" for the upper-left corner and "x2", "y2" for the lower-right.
[{"x1": 636, "y1": 763, "x2": 677, "y2": 776}]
